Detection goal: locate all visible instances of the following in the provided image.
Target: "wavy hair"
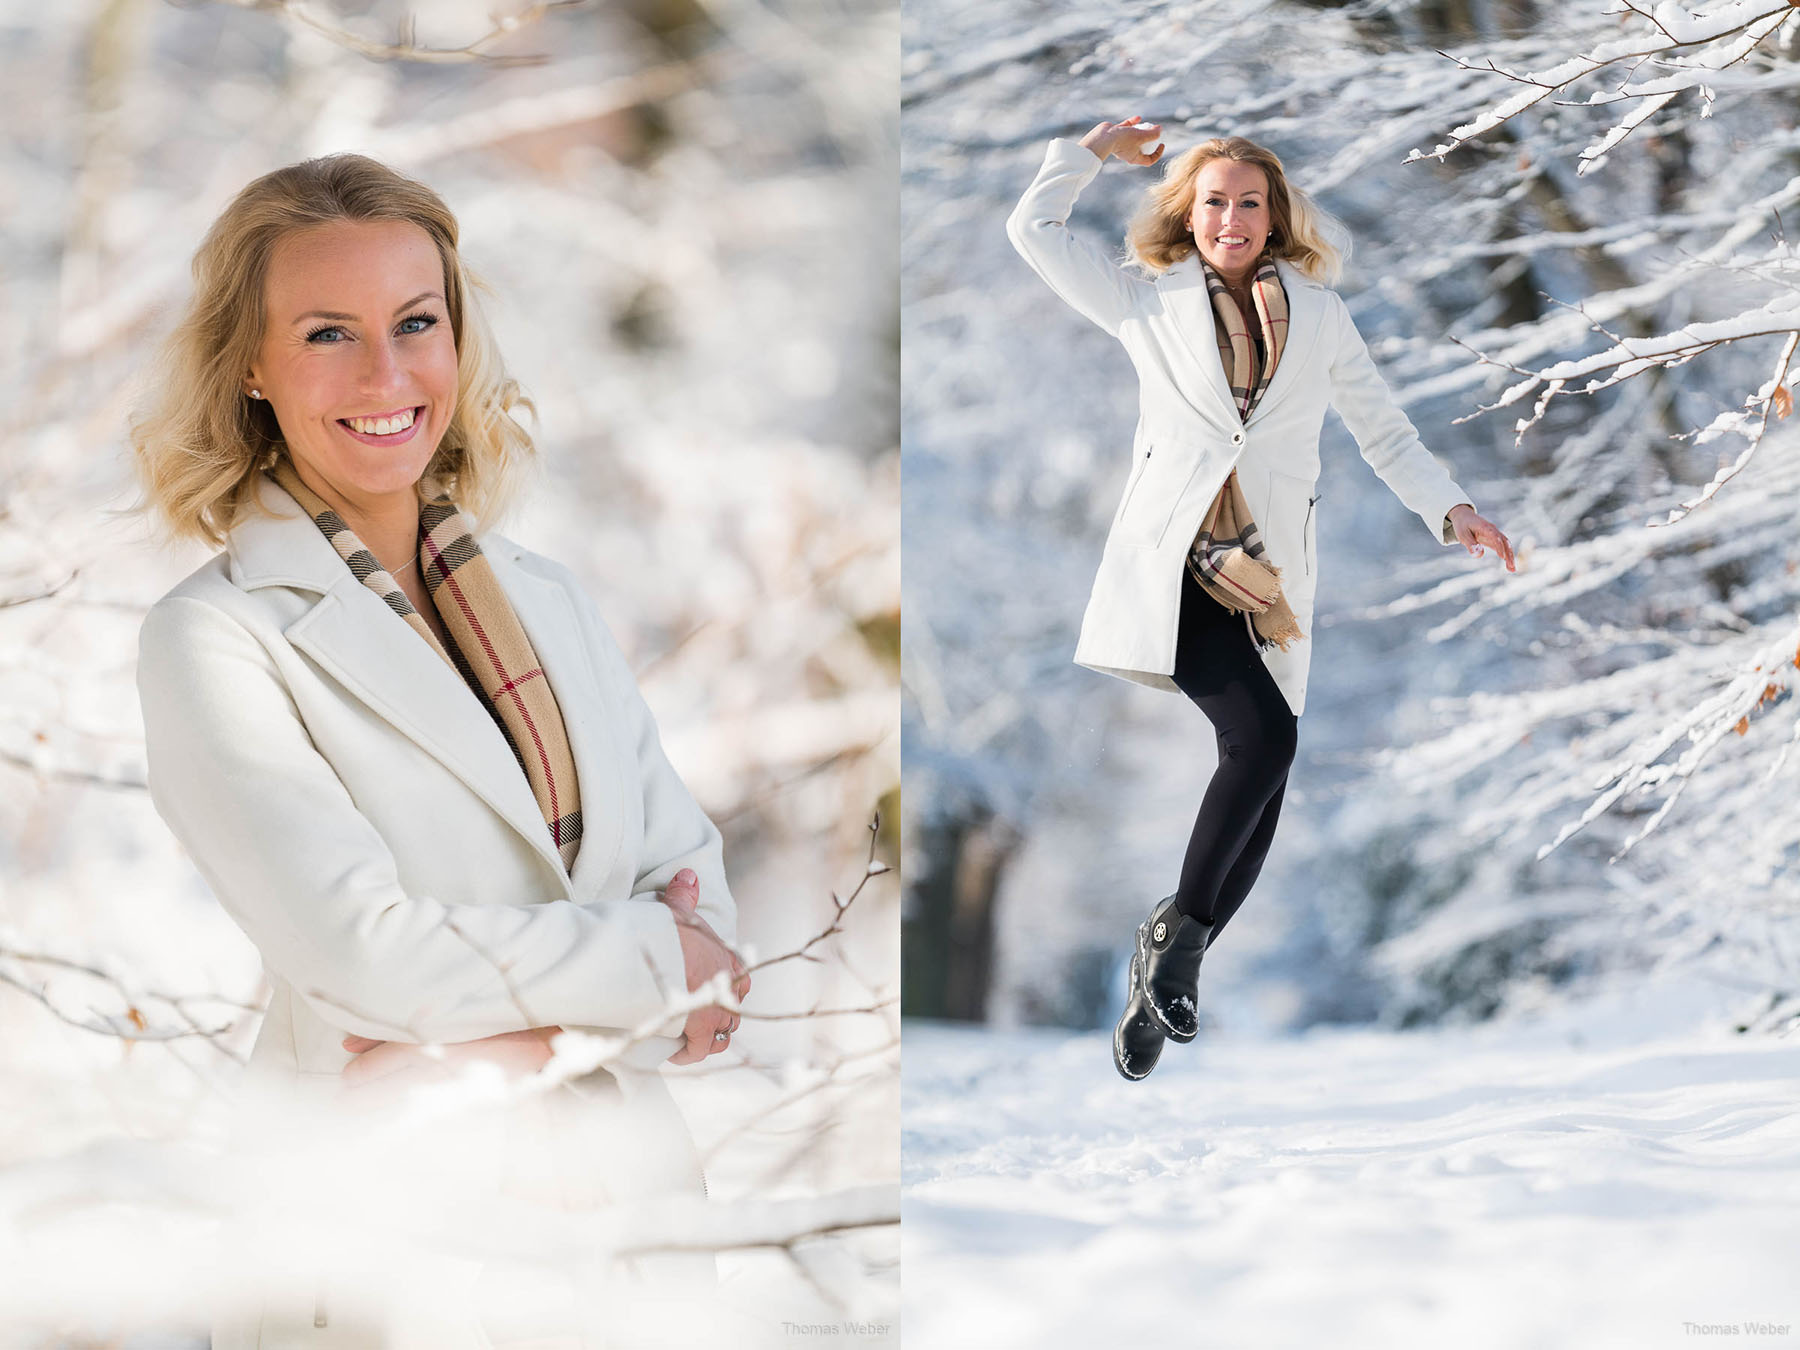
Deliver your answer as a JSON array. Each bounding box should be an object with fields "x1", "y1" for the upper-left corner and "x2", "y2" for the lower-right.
[
  {"x1": 126, "y1": 153, "x2": 538, "y2": 548},
  {"x1": 1124, "y1": 136, "x2": 1347, "y2": 285}
]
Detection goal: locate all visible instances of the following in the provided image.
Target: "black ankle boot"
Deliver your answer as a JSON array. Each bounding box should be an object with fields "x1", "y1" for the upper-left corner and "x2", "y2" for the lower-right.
[
  {"x1": 1112, "y1": 945, "x2": 1165, "y2": 1081},
  {"x1": 1137, "y1": 894, "x2": 1212, "y2": 1043}
]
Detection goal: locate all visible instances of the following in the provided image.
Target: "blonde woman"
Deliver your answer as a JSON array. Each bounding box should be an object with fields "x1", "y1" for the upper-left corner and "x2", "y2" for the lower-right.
[
  {"x1": 1005, "y1": 117, "x2": 1515, "y2": 1082},
  {"x1": 131, "y1": 153, "x2": 751, "y2": 1343}
]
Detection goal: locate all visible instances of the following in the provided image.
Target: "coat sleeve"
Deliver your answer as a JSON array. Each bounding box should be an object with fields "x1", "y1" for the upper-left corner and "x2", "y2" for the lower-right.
[
  {"x1": 137, "y1": 594, "x2": 693, "y2": 1045},
  {"x1": 1326, "y1": 292, "x2": 1475, "y2": 545},
  {"x1": 559, "y1": 571, "x2": 738, "y2": 953},
  {"x1": 1005, "y1": 138, "x2": 1155, "y2": 339}
]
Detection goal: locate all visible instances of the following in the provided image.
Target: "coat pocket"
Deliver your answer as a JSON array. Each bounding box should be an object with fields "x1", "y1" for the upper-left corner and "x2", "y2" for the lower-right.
[
  {"x1": 1109, "y1": 446, "x2": 1152, "y2": 538},
  {"x1": 1264, "y1": 465, "x2": 1321, "y2": 583},
  {"x1": 1303, "y1": 491, "x2": 1321, "y2": 578},
  {"x1": 1111, "y1": 444, "x2": 1190, "y2": 549}
]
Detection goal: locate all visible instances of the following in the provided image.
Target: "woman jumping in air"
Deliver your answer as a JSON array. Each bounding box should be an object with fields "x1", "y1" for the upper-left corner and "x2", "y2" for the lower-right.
[{"x1": 1005, "y1": 116, "x2": 1515, "y2": 1081}]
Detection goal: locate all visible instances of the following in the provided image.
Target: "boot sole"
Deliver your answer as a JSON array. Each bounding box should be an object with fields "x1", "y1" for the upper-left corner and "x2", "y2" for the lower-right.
[{"x1": 1112, "y1": 949, "x2": 1162, "y2": 1081}]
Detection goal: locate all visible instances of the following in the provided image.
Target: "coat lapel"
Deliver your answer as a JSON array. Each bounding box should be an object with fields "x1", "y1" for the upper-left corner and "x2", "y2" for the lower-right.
[
  {"x1": 227, "y1": 473, "x2": 595, "y2": 900},
  {"x1": 1157, "y1": 255, "x2": 1325, "y2": 429},
  {"x1": 482, "y1": 544, "x2": 628, "y2": 898}
]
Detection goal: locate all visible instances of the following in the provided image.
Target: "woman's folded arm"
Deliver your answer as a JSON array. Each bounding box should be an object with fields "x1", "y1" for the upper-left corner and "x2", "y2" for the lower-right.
[{"x1": 136, "y1": 594, "x2": 692, "y2": 1045}]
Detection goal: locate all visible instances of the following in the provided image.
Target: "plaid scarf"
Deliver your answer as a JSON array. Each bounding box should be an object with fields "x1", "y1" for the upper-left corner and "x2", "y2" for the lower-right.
[
  {"x1": 266, "y1": 456, "x2": 583, "y2": 874},
  {"x1": 1185, "y1": 256, "x2": 1306, "y2": 654}
]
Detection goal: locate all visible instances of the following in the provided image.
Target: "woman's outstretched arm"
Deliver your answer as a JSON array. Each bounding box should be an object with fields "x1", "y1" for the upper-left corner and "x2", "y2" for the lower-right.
[
  {"x1": 1326, "y1": 291, "x2": 1482, "y2": 547},
  {"x1": 1004, "y1": 116, "x2": 1163, "y2": 338}
]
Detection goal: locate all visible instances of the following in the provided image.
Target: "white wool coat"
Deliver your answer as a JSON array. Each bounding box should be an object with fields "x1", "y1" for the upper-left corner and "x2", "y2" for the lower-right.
[
  {"x1": 137, "y1": 470, "x2": 735, "y2": 1346},
  {"x1": 1006, "y1": 138, "x2": 1475, "y2": 716}
]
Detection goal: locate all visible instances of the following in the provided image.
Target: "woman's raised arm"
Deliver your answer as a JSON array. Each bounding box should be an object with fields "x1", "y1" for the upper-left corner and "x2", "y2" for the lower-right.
[{"x1": 1004, "y1": 117, "x2": 1163, "y2": 339}]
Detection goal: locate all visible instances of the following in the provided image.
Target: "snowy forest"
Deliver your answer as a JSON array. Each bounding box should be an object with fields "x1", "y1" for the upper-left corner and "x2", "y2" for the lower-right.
[
  {"x1": 903, "y1": 0, "x2": 1800, "y2": 1033},
  {"x1": 902, "y1": 2, "x2": 1799, "y2": 1345},
  {"x1": 0, "y1": 1, "x2": 897, "y2": 1345}
]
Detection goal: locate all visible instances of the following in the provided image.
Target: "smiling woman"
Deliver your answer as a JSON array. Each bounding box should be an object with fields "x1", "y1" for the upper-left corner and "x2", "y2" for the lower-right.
[
  {"x1": 1005, "y1": 116, "x2": 1514, "y2": 1085},
  {"x1": 124, "y1": 153, "x2": 752, "y2": 1346}
]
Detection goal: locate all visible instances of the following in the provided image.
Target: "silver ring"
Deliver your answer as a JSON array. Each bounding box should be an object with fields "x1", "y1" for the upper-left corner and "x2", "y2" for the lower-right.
[{"x1": 713, "y1": 1031, "x2": 729, "y2": 1043}]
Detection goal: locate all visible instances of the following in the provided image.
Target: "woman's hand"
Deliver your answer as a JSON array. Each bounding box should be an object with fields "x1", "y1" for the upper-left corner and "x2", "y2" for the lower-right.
[
  {"x1": 1449, "y1": 503, "x2": 1516, "y2": 571},
  {"x1": 338, "y1": 1025, "x2": 558, "y2": 1095},
  {"x1": 337, "y1": 868, "x2": 750, "y2": 1082},
  {"x1": 657, "y1": 868, "x2": 751, "y2": 1066},
  {"x1": 1080, "y1": 115, "x2": 1165, "y2": 166}
]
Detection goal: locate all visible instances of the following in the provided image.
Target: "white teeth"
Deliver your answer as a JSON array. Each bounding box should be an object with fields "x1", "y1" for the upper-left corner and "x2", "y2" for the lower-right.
[{"x1": 344, "y1": 408, "x2": 416, "y2": 435}]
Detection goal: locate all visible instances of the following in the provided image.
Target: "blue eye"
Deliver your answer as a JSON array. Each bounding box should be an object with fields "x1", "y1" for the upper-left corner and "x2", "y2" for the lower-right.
[{"x1": 305, "y1": 311, "x2": 440, "y2": 344}]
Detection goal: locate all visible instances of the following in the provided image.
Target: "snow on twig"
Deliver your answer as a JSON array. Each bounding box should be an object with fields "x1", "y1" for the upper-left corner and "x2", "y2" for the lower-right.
[{"x1": 1404, "y1": 1, "x2": 1796, "y2": 167}]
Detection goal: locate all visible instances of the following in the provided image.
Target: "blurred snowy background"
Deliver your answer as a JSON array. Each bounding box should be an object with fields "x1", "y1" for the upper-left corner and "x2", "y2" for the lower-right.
[
  {"x1": 0, "y1": 0, "x2": 897, "y2": 1344},
  {"x1": 901, "y1": 1, "x2": 1799, "y2": 1344}
]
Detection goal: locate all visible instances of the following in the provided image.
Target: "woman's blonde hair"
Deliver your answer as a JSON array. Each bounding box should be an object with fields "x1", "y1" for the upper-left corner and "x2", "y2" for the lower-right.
[
  {"x1": 127, "y1": 153, "x2": 538, "y2": 548},
  {"x1": 1125, "y1": 136, "x2": 1347, "y2": 285}
]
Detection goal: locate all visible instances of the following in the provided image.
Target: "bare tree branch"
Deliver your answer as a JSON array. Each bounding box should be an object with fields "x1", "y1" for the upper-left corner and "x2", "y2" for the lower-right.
[{"x1": 0, "y1": 941, "x2": 255, "y2": 1061}]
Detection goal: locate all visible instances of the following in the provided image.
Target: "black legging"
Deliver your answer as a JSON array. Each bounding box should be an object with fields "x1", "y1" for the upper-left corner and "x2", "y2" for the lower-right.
[{"x1": 1169, "y1": 563, "x2": 1299, "y2": 941}]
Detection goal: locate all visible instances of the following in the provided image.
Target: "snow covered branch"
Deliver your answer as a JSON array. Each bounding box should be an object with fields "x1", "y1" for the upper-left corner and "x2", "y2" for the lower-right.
[
  {"x1": 1404, "y1": 1, "x2": 1798, "y2": 172},
  {"x1": 1453, "y1": 281, "x2": 1800, "y2": 442}
]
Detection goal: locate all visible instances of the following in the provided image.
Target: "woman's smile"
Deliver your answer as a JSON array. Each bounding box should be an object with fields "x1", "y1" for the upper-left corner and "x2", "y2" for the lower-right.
[{"x1": 337, "y1": 404, "x2": 425, "y2": 444}]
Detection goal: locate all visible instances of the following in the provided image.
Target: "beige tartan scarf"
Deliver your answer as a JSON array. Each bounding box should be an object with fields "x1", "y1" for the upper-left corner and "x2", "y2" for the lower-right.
[
  {"x1": 1185, "y1": 255, "x2": 1306, "y2": 653},
  {"x1": 266, "y1": 456, "x2": 583, "y2": 874}
]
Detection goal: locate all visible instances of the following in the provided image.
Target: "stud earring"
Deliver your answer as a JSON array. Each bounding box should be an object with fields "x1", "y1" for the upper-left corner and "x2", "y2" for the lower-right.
[{"x1": 250, "y1": 389, "x2": 262, "y2": 399}]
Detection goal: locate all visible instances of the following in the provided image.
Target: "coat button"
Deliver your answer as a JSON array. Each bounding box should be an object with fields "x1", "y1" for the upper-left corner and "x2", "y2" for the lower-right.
[{"x1": 1231, "y1": 432, "x2": 1244, "y2": 445}]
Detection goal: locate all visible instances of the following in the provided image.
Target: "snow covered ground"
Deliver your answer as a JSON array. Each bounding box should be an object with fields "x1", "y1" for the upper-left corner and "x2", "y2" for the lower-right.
[{"x1": 903, "y1": 969, "x2": 1799, "y2": 1349}]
